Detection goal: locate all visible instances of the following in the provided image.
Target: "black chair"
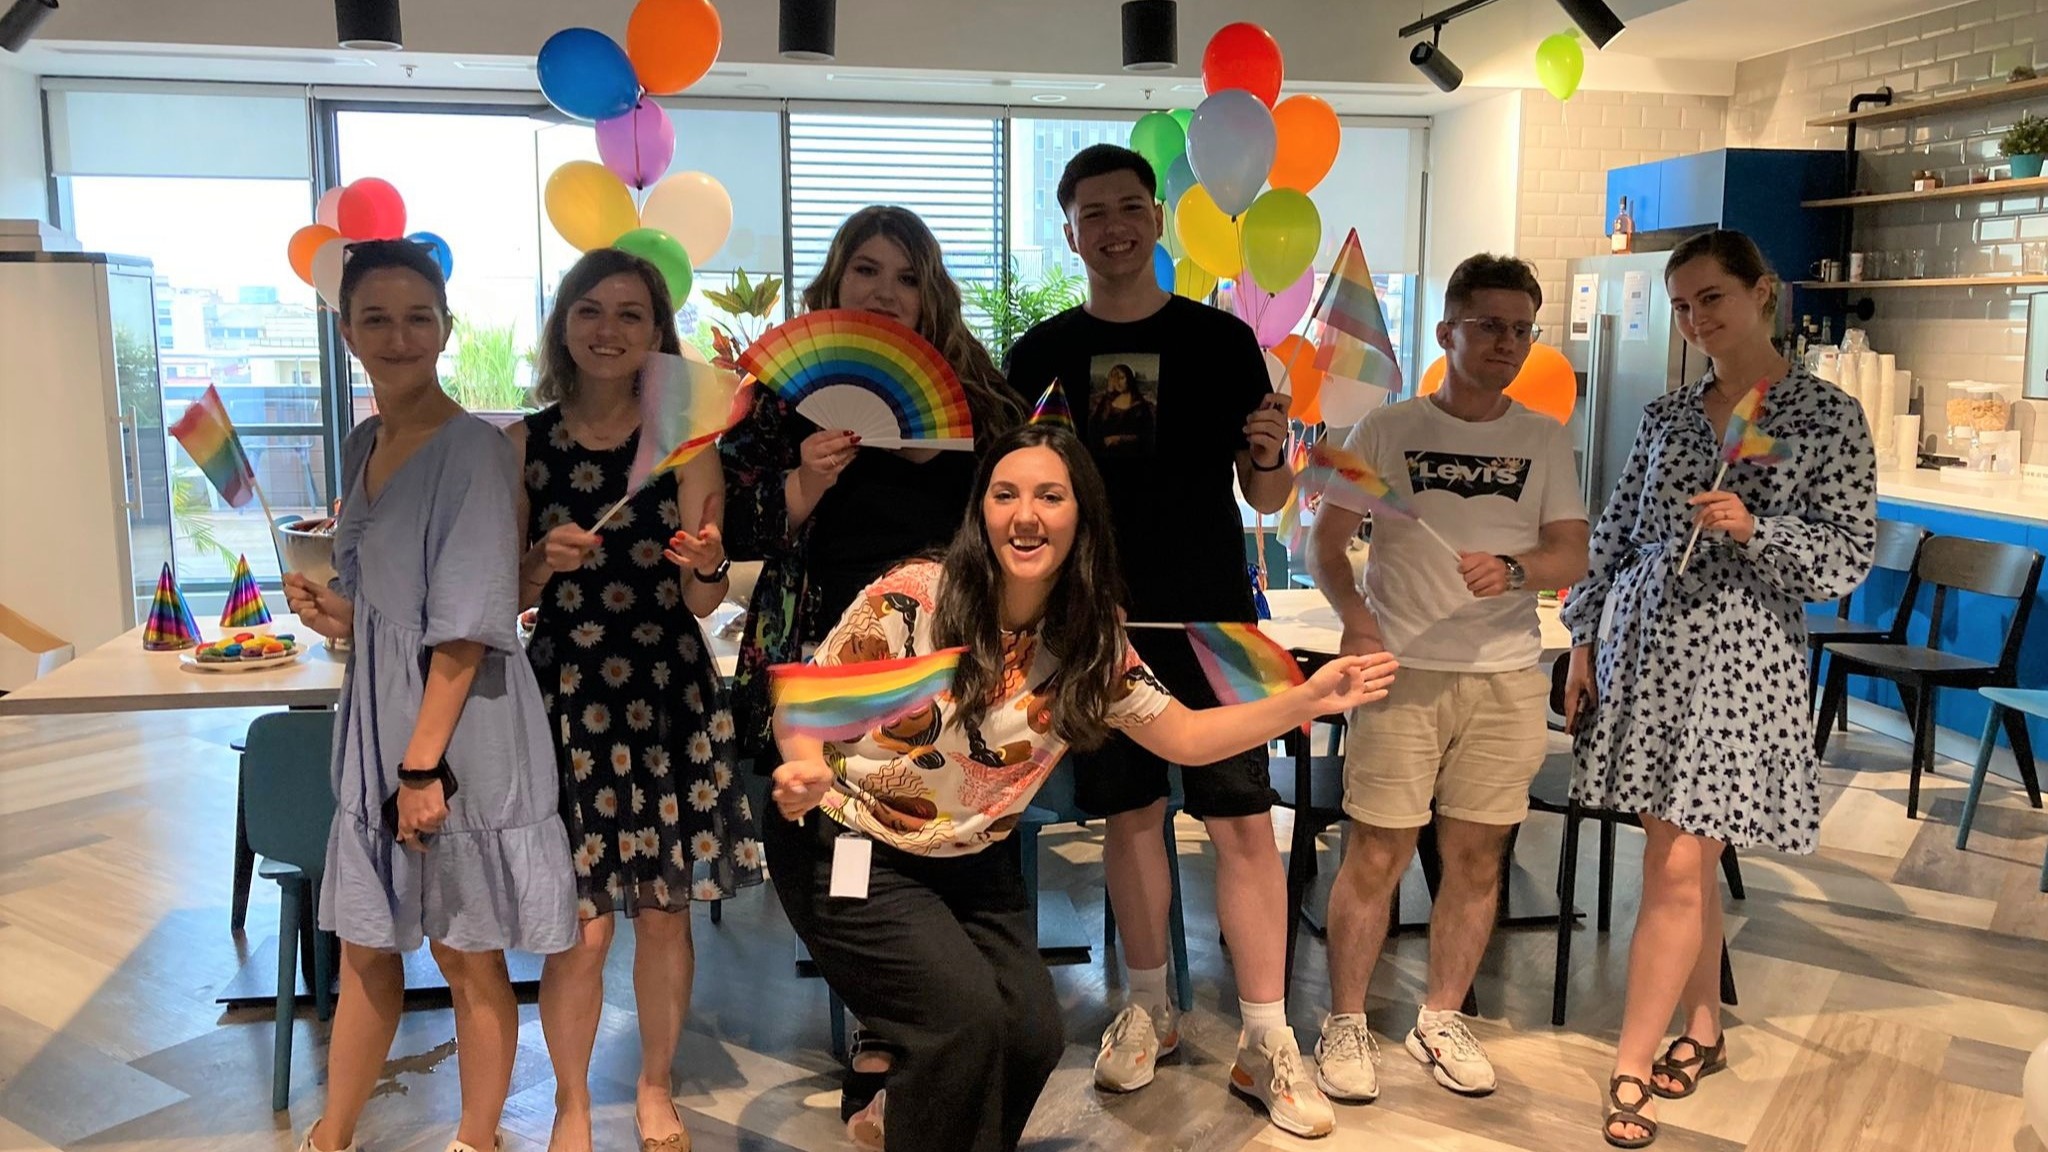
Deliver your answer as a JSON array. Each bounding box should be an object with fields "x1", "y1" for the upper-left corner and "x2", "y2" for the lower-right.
[
  {"x1": 1530, "y1": 658, "x2": 1742, "y2": 1027},
  {"x1": 1807, "y1": 519, "x2": 1928, "y2": 726},
  {"x1": 1816, "y1": 536, "x2": 2043, "y2": 819}
]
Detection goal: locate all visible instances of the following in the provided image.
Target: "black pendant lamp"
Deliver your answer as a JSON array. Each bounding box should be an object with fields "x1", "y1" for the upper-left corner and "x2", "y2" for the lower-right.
[
  {"x1": 780, "y1": 0, "x2": 836, "y2": 62},
  {"x1": 335, "y1": 0, "x2": 402, "y2": 51},
  {"x1": 1557, "y1": 0, "x2": 1625, "y2": 49},
  {"x1": 1121, "y1": 0, "x2": 1177, "y2": 73}
]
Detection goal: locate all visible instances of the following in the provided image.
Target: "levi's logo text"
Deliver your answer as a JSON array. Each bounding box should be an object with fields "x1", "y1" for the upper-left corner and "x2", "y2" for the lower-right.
[{"x1": 1404, "y1": 451, "x2": 1531, "y2": 500}]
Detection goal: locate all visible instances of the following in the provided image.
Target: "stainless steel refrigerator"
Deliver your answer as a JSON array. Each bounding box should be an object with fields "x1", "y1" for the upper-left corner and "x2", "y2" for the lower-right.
[{"x1": 1562, "y1": 252, "x2": 1703, "y2": 521}]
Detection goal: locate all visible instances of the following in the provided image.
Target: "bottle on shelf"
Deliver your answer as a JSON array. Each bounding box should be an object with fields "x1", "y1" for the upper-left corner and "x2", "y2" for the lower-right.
[
  {"x1": 1820, "y1": 316, "x2": 1834, "y2": 346},
  {"x1": 1795, "y1": 314, "x2": 1813, "y2": 359},
  {"x1": 1610, "y1": 195, "x2": 1634, "y2": 255}
]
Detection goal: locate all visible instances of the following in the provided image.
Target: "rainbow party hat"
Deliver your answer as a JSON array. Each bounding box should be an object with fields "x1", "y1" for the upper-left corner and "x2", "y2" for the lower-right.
[
  {"x1": 1029, "y1": 379, "x2": 1074, "y2": 430},
  {"x1": 220, "y1": 554, "x2": 272, "y2": 631},
  {"x1": 143, "y1": 563, "x2": 202, "y2": 651}
]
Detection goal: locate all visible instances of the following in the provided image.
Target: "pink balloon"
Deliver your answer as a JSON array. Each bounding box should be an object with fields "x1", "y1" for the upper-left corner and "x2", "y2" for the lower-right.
[
  {"x1": 315, "y1": 186, "x2": 344, "y2": 231},
  {"x1": 596, "y1": 100, "x2": 677, "y2": 190},
  {"x1": 1234, "y1": 267, "x2": 1315, "y2": 348}
]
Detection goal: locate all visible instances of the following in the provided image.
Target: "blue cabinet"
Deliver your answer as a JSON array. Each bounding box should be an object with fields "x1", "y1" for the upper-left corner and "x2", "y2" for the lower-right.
[
  {"x1": 1607, "y1": 162, "x2": 1660, "y2": 232},
  {"x1": 1605, "y1": 148, "x2": 1845, "y2": 300}
]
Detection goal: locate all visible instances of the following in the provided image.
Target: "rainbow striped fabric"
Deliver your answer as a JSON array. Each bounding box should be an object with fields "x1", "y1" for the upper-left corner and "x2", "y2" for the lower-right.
[
  {"x1": 1184, "y1": 622, "x2": 1307, "y2": 732},
  {"x1": 1720, "y1": 377, "x2": 1790, "y2": 467},
  {"x1": 1275, "y1": 434, "x2": 1313, "y2": 554},
  {"x1": 169, "y1": 385, "x2": 256, "y2": 508},
  {"x1": 627, "y1": 350, "x2": 750, "y2": 493},
  {"x1": 1310, "y1": 229, "x2": 1404, "y2": 394},
  {"x1": 769, "y1": 647, "x2": 966, "y2": 743},
  {"x1": 219, "y1": 554, "x2": 272, "y2": 630},
  {"x1": 1298, "y1": 441, "x2": 1418, "y2": 522},
  {"x1": 1029, "y1": 379, "x2": 1074, "y2": 430}
]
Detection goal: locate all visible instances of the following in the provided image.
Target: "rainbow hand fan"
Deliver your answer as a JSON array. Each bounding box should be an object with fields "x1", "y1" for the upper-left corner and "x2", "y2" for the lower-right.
[
  {"x1": 739, "y1": 309, "x2": 974, "y2": 450},
  {"x1": 769, "y1": 647, "x2": 966, "y2": 743}
]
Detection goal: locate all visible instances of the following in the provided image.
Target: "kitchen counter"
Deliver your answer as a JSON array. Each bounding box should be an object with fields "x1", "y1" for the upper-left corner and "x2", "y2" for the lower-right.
[{"x1": 1876, "y1": 468, "x2": 2047, "y2": 525}]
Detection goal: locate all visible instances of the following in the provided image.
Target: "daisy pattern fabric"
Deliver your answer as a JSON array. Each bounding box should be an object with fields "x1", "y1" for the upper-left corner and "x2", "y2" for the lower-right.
[{"x1": 521, "y1": 407, "x2": 763, "y2": 916}]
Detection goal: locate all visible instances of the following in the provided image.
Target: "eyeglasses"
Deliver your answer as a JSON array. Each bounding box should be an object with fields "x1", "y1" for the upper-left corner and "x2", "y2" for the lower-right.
[{"x1": 1454, "y1": 317, "x2": 1543, "y2": 344}]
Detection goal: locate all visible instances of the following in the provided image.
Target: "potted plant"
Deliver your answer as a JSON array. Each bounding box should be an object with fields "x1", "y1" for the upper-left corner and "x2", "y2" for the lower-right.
[
  {"x1": 964, "y1": 259, "x2": 1086, "y2": 364},
  {"x1": 2001, "y1": 113, "x2": 2048, "y2": 179},
  {"x1": 701, "y1": 268, "x2": 783, "y2": 372}
]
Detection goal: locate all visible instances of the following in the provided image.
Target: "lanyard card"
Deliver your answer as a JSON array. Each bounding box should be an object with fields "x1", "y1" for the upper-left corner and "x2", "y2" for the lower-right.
[{"x1": 829, "y1": 833, "x2": 873, "y2": 900}]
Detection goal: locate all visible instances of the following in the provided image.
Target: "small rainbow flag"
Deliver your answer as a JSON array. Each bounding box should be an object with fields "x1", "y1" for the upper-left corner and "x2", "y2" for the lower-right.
[
  {"x1": 1275, "y1": 434, "x2": 1313, "y2": 554},
  {"x1": 770, "y1": 647, "x2": 966, "y2": 743},
  {"x1": 1184, "y1": 622, "x2": 1308, "y2": 733},
  {"x1": 628, "y1": 349, "x2": 750, "y2": 493},
  {"x1": 169, "y1": 385, "x2": 256, "y2": 508},
  {"x1": 1298, "y1": 441, "x2": 1418, "y2": 523},
  {"x1": 1720, "y1": 377, "x2": 1789, "y2": 467},
  {"x1": 1029, "y1": 379, "x2": 1074, "y2": 430},
  {"x1": 1309, "y1": 229, "x2": 1404, "y2": 394},
  {"x1": 220, "y1": 554, "x2": 272, "y2": 630}
]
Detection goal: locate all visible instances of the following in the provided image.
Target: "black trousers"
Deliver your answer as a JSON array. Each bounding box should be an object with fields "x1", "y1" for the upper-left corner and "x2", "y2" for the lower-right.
[{"x1": 766, "y1": 810, "x2": 1065, "y2": 1152}]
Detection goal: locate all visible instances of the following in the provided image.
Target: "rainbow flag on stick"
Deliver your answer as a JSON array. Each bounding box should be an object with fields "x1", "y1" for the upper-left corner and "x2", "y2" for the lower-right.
[
  {"x1": 1182, "y1": 622, "x2": 1310, "y2": 735},
  {"x1": 1309, "y1": 229, "x2": 1404, "y2": 392},
  {"x1": 594, "y1": 349, "x2": 749, "y2": 530},
  {"x1": 1678, "y1": 377, "x2": 1787, "y2": 574},
  {"x1": 1296, "y1": 442, "x2": 1461, "y2": 560},
  {"x1": 769, "y1": 647, "x2": 966, "y2": 743},
  {"x1": 1029, "y1": 379, "x2": 1074, "y2": 430},
  {"x1": 169, "y1": 385, "x2": 261, "y2": 511}
]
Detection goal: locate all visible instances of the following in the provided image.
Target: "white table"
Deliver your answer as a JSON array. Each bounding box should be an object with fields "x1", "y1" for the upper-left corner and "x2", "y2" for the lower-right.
[
  {"x1": 0, "y1": 606, "x2": 744, "y2": 717},
  {"x1": 1260, "y1": 588, "x2": 1573, "y2": 659}
]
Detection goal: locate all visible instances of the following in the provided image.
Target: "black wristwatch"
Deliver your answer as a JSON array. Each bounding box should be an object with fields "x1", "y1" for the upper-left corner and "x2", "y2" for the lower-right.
[
  {"x1": 1496, "y1": 554, "x2": 1527, "y2": 591},
  {"x1": 692, "y1": 558, "x2": 731, "y2": 583}
]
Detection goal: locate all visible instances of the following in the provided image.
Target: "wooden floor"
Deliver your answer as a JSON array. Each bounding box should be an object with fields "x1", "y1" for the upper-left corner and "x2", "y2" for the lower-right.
[{"x1": 1, "y1": 705, "x2": 2044, "y2": 1152}]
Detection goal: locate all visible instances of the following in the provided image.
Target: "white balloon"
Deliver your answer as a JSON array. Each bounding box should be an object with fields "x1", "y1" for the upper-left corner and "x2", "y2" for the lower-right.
[
  {"x1": 312, "y1": 237, "x2": 348, "y2": 312},
  {"x1": 316, "y1": 186, "x2": 344, "y2": 232},
  {"x1": 2025, "y1": 1037, "x2": 2048, "y2": 1146},
  {"x1": 1263, "y1": 349, "x2": 1291, "y2": 394},
  {"x1": 639, "y1": 171, "x2": 734, "y2": 268}
]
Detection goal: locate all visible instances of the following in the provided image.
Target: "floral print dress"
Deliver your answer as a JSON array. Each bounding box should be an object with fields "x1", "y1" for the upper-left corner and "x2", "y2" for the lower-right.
[{"x1": 522, "y1": 407, "x2": 763, "y2": 917}]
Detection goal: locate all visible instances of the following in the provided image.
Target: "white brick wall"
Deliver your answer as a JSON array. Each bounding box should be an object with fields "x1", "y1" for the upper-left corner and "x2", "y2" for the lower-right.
[
  {"x1": 1514, "y1": 91, "x2": 1730, "y2": 335},
  {"x1": 1730, "y1": 0, "x2": 2048, "y2": 459}
]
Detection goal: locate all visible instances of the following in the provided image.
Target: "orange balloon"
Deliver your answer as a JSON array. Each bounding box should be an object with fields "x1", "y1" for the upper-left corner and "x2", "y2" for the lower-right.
[
  {"x1": 1273, "y1": 334, "x2": 1326, "y2": 423},
  {"x1": 287, "y1": 224, "x2": 341, "y2": 287},
  {"x1": 1418, "y1": 343, "x2": 1578, "y2": 424},
  {"x1": 1269, "y1": 95, "x2": 1340, "y2": 192},
  {"x1": 627, "y1": 0, "x2": 722, "y2": 95}
]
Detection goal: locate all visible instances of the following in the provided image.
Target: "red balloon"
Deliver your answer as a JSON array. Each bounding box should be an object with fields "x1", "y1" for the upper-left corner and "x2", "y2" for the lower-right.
[
  {"x1": 336, "y1": 178, "x2": 407, "y2": 241},
  {"x1": 1203, "y1": 23, "x2": 1284, "y2": 108}
]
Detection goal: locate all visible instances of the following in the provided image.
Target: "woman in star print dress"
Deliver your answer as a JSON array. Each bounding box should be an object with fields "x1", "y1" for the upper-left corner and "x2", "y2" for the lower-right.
[
  {"x1": 1561, "y1": 231, "x2": 1874, "y2": 1148},
  {"x1": 508, "y1": 249, "x2": 762, "y2": 1152}
]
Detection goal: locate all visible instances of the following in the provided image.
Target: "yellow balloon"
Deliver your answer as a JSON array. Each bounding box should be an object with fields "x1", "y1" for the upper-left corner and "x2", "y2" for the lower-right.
[
  {"x1": 1174, "y1": 258, "x2": 1217, "y2": 300},
  {"x1": 1175, "y1": 185, "x2": 1242, "y2": 281},
  {"x1": 545, "y1": 161, "x2": 637, "y2": 251}
]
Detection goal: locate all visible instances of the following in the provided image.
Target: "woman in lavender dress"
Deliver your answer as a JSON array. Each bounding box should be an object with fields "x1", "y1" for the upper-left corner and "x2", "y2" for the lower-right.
[{"x1": 283, "y1": 240, "x2": 575, "y2": 1152}]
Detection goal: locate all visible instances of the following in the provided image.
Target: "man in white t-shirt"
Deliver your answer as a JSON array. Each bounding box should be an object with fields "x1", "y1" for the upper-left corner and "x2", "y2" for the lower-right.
[{"x1": 1303, "y1": 253, "x2": 1589, "y2": 1105}]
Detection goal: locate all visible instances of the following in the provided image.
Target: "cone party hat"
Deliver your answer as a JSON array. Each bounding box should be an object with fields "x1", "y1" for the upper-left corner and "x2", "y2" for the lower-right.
[
  {"x1": 219, "y1": 554, "x2": 273, "y2": 630},
  {"x1": 143, "y1": 563, "x2": 202, "y2": 651}
]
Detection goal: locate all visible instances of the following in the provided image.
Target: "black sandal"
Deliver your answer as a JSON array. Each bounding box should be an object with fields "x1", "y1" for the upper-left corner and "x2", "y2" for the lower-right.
[
  {"x1": 1650, "y1": 1034, "x2": 1726, "y2": 1099},
  {"x1": 1604, "y1": 1074, "x2": 1659, "y2": 1149},
  {"x1": 840, "y1": 1029, "x2": 901, "y2": 1122}
]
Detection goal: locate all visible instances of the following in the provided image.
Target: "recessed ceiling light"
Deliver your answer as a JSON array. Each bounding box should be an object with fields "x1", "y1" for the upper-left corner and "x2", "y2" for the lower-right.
[
  {"x1": 1032, "y1": 93, "x2": 1067, "y2": 103},
  {"x1": 737, "y1": 82, "x2": 770, "y2": 92}
]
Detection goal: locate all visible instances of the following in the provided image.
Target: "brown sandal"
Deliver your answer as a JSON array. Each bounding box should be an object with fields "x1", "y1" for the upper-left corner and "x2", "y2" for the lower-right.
[
  {"x1": 1604, "y1": 1075, "x2": 1659, "y2": 1149},
  {"x1": 1651, "y1": 1034, "x2": 1726, "y2": 1099}
]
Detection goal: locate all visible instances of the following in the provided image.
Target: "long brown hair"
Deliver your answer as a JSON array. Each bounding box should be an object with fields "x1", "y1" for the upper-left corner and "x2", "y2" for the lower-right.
[
  {"x1": 933, "y1": 424, "x2": 1128, "y2": 750},
  {"x1": 534, "y1": 248, "x2": 682, "y2": 405},
  {"x1": 803, "y1": 206, "x2": 1021, "y2": 445},
  {"x1": 1666, "y1": 229, "x2": 1779, "y2": 321}
]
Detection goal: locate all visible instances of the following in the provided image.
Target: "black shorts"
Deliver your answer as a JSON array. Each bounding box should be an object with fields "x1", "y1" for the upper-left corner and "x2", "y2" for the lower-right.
[{"x1": 1071, "y1": 628, "x2": 1281, "y2": 820}]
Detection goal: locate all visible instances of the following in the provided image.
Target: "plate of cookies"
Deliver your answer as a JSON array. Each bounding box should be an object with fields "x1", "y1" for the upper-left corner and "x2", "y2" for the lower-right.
[{"x1": 182, "y1": 632, "x2": 309, "y2": 673}]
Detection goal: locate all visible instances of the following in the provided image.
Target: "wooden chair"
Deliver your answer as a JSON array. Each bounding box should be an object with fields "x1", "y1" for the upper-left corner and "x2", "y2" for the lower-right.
[
  {"x1": 1955, "y1": 687, "x2": 2048, "y2": 893},
  {"x1": 1816, "y1": 536, "x2": 2043, "y2": 819},
  {"x1": 1807, "y1": 519, "x2": 1927, "y2": 726}
]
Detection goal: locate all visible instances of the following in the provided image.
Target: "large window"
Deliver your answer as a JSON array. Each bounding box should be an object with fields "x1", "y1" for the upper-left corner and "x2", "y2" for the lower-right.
[{"x1": 1008, "y1": 113, "x2": 1133, "y2": 280}]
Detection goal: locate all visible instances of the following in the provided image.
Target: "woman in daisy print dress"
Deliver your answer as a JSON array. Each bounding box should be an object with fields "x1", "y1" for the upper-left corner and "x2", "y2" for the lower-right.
[
  {"x1": 508, "y1": 248, "x2": 762, "y2": 1152},
  {"x1": 1559, "y1": 231, "x2": 1874, "y2": 1149}
]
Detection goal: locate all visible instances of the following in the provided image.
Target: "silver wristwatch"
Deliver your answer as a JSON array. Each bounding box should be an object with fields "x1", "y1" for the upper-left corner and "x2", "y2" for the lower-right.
[{"x1": 1495, "y1": 554, "x2": 1527, "y2": 591}]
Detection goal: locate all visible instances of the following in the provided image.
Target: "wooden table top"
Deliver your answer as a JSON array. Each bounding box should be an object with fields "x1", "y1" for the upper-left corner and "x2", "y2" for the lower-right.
[{"x1": 1258, "y1": 588, "x2": 1572, "y2": 658}]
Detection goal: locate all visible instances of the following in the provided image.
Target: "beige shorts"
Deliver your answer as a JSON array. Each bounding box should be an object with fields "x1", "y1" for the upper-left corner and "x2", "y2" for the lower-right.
[{"x1": 1342, "y1": 665, "x2": 1550, "y2": 829}]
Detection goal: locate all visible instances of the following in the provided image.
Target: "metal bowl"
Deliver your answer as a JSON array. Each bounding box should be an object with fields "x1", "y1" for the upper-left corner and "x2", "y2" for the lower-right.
[{"x1": 276, "y1": 518, "x2": 338, "y2": 588}]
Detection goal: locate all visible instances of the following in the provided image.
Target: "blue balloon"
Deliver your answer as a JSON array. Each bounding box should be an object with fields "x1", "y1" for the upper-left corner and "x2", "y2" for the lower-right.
[
  {"x1": 407, "y1": 231, "x2": 454, "y2": 281},
  {"x1": 1164, "y1": 154, "x2": 1198, "y2": 209},
  {"x1": 1152, "y1": 243, "x2": 1175, "y2": 292},
  {"x1": 537, "y1": 28, "x2": 640, "y2": 122}
]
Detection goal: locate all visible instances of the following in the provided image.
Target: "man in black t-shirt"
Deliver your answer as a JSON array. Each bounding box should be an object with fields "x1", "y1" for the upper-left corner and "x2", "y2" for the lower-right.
[{"x1": 1005, "y1": 145, "x2": 1331, "y2": 1138}]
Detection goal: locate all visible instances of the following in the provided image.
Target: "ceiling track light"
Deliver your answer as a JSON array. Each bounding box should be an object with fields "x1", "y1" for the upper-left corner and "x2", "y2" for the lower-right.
[
  {"x1": 1409, "y1": 26, "x2": 1463, "y2": 93},
  {"x1": 780, "y1": 0, "x2": 836, "y2": 62},
  {"x1": 1121, "y1": 0, "x2": 1177, "y2": 73},
  {"x1": 1397, "y1": 0, "x2": 1625, "y2": 50},
  {"x1": 0, "y1": 0, "x2": 57, "y2": 54},
  {"x1": 334, "y1": 0, "x2": 402, "y2": 51}
]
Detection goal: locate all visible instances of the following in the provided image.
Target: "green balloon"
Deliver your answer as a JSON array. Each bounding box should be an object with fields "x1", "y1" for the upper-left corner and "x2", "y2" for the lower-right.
[
  {"x1": 1240, "y1": 188, "x2": 1322, "y2": 294},
  {"x1": 613, "y1": 227, "x2": 694, "y2": 303},
  {"x1": 1535, "y1": 31, "x2": 1585, "y2": 102},
  {"x1": 1169, "y1": 107, "x2": 1194, "y2": 133},
  {"x1": 1129, "y1": 111, "x2": 1187, "y2": 193}
]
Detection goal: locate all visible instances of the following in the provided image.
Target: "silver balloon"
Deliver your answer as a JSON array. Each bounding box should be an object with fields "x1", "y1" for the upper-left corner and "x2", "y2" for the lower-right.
[{"x1": 1186, "y1": 89, "x2": 1276, "y2": 218}]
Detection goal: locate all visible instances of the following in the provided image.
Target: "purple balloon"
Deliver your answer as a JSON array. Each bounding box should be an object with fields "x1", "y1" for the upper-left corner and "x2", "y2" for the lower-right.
[
  {"x1": 596, "y1": 100, "x2": 677, "y2": 190},
  {"x1": 1234, "y1": 267, "x2": 1315, "y2": 348}
]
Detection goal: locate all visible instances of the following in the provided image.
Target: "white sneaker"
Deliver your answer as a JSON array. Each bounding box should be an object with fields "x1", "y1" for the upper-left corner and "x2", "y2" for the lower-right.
[
  {"x1": 296, "y1": 1123, "x2": 356, "y2": 1152},
  {"x1": 1093, "y1": 1001, "x2": 1180, "y2": 1092},
  {"x1": 1315, "y1": 1013, "x2": 1381, "y2": 1103},
  {"x1": 1229, "y1": 1026, "x2": 1337, "y2": 1138},
  {"x1": 1405, "y1": 1011, "x2": 1497, "y2": 1096}
]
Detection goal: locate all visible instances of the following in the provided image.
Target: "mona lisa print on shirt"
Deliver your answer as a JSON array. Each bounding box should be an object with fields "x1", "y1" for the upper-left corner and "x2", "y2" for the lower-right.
[{"x1": 1086, "y1": 354, "x2": 1160, "y2": 457}]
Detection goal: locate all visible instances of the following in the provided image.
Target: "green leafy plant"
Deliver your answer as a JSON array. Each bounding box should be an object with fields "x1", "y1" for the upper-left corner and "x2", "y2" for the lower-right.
[
  {"x1": 964, "y1": 260, "x2": 1086, "y2": 364},
  {"x1": 702, "y1": 268, "x2": 783, "y2": 371},
  {"x1": 2001, "y1": 113, "x2": 2048, "y2": 157},
  {"x1": 441, "y1": 316, "x2": 531, "y2": 411},
  {"x1": 171, "y1": 465, "x2": 239, "y2": 570}
]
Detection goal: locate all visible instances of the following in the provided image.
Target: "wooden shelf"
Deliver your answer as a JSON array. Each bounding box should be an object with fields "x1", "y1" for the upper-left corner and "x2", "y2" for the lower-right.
[
  {"x1": 1807, "y1": 74, "x2": 2048, "y2": 128},
  {"x1": 1791, "y1": 275, "x2": 2048, "y2": 289},
  {"x1": 1802, "y1": 176, "x2": 2048, "y2": 208}
]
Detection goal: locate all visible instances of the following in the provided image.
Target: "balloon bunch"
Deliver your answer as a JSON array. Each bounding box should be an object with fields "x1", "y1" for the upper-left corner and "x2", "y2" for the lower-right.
[
  {"x1": 287, "y1": 179, "x2": 450, "y2": 310},
  {"x1": 1132, "y1": 23, "x2": 1338, "y2": 348},
  {"x1": 537, "y1": 0, "x2": 733, "y2": 304}
]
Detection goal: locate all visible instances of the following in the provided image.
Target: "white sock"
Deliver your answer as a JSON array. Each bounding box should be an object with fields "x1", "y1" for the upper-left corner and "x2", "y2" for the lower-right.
[
  {"x1": 1126, "y1": 963, "x2": 1171, "y2": 1019},
  {"x1": 1240, "y1": 997, "x2": 1289, "y2": 1048},
  {"x1": 1416, "y1": 1006, "x2": 1461, "y2": 1028}
]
